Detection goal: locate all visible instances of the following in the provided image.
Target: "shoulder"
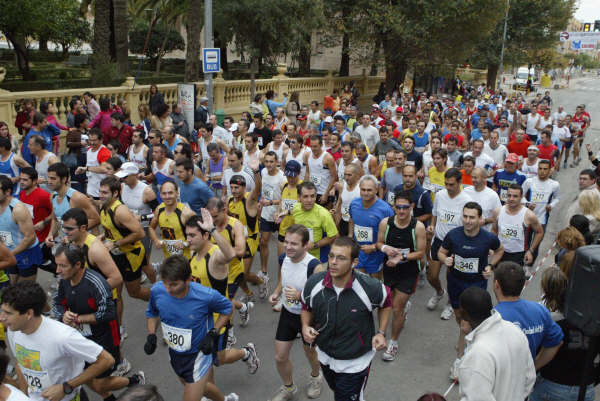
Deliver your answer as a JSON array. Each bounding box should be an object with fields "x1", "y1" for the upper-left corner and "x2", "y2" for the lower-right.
[{"x1": 305, "y1": 271, "x2": 327, "y2": 292}]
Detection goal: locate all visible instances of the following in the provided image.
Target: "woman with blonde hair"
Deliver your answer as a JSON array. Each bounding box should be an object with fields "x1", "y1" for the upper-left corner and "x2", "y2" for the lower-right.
[
  {"x1": 578, "y1": 189, "x2": 600, "y2": 234},
  {"x1": 555, "y1": 226, "x2": 585, "y2": 278}
]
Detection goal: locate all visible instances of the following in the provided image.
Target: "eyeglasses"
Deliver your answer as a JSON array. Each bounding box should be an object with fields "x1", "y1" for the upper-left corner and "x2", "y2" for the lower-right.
[
  {"x1": 62, "y1": 225, "x2": 78, "y2": 232},
  {"x1": 394, "y1": 204, "x2": 410, "y2": 210},
  {"x1": 148, "y1": 136, "x2": 156, "y2": 139},
  {"x1": 289, "y1": 141, "x2": 297, "y2": 145}
]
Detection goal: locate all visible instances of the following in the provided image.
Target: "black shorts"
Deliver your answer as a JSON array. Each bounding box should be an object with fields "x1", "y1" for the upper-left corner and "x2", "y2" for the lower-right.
[
  {"x1": 339, "y1": 220, "x2": 349, "y2": 237},
  {"x1": 85, "y1": 342, "x2": 121, "y2": 378},
  {"x1": 430, "y1": 237, "x2": 443, "y2": 261},
  {"x1": 500, "y1": 251, "x2": 525, "y2": 266},
  {"x1": 259, "y1": 218, "x2": 278, "y2": 233},
  {"x1": 213, "y1": 326, "x2": 230, "y2": 367},
  {"x1": 110, "y1": 250, "x2": 143, "y2": 282},
  {"x1": 169, "y1": 349, "x2": 212, "y2": 383},
  {"x1": 7, "y1": 264, "x2": 37, "y2": 278},
  {"x1": 227, "y1": 273, "x2": 244, "y2": 299},
  {"x1": 275, "y1": 307, "x2": 308, "y2": 345},
  {"x1": 278, "y1": 234, "x2": 286, "y2": 243},
  {"x1": 383, "y1": 269, "x2": 418, "y2": 295},
  {"x1": 38, "y1": 244, "x2": 57, "y2": 275},
  {"x1": 316, "y1": 194, "x2": 335, "y2": 205},
  {"x1": 322, "y1": 362, "x2": 370, "y2": 401}
]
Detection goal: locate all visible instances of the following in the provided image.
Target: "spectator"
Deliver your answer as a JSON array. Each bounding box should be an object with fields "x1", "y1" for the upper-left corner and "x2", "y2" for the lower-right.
[
  {"x1": 0, "y1": 121, "x2": 19, "y2": 151},
  {"x1": 195, "y1": 96, "x2": 209, "y2": 124},
  {"x1": 286, "y1": 91, "x2": 300, "y2": 124},
  {"x1": 89, "y1": 97, "x2": 113, "y2": 136},
  {"x1": 14, "y1": 98, "x2": 34, "y2": 135},
  {"x1": 66, "y1": 97, "x2": 84, "y2": 128},
  {"x1": 555, "y1": 226, "x2": 586, "y2": 277},
  {"x1": 83, "y1": 91, "x2": 100, "y2": 120},
  {"x1": 578, "y1": 189, "x2": 600, "y2": 235},
  {"x1": 109, "y1": 112, "x2": 134, "y2": 153},
  {"x1": 265, "y1": 89, "x2": 288, "y2": 116},
  {"x1": 170, "y1": 103, "x2": 189, "y2": 140},
  {"x1": 137, "y1": 104, "x2": 152, "y2": 136},
  {"x1": 150, "y1": 103, "x2": 173, "y2": 130},
  {"x1": 148, "y1": 84, "x2": 165, "y2": 115},
  {"x1": 117, "y1": 98, "x2": 131, "y2": 125}
]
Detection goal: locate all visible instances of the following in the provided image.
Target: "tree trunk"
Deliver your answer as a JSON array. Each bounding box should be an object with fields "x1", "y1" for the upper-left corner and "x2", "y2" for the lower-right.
[
  {"x1": 5, "y1": 33, "x2": 32, "y2": 80},
  {"x1": 184, "y1": 0, "x2": 203, "y2": 82},
  {"x1": 155, "y1": 26, "x2": 169, "y2": 75},
  {"x1": 112, "y1": 0, "x2": 129, "y2": 75},
  {"x1": 92, "y1": 0, "x2": 112, "y2": 83},
  {"x1": 369, "y1": 38, "x2": 381, "y2": 76},
  {"x1": 487, "y1": 63, "x2": 499, "y2": 90},
  {"x1": 214, "y1": 31, "x2": 228, "y2": 73},
  {"x1": 38, "y1": 35, "x2": 49, "y2": 52},
  {"x1": 339, "y1": 32, "x2": 350, "y2": 76},
  {"x1": 382, "y1": 38, "x2": 407, "y2": 94},
  {"x1": 298, "y1": 34, "x2": 311, "y2": 76}
]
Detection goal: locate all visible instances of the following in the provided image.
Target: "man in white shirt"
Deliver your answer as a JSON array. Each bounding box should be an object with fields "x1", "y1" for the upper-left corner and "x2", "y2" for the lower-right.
[
  {"x1": 553, "y1": 117, "x2": 571, "y2": 169},
  {"x1": 464, "y1": 168, "x2": 501, "y2": 232},
  {"x1": 483, "y1": 131, "x2": 509, "y2": 167},
  {"x1": 210, "y1": 114, "x2": 234, "y2": 149},
  {"x1": 354, "y1": 113, "x2": 380, "y2": 150}
]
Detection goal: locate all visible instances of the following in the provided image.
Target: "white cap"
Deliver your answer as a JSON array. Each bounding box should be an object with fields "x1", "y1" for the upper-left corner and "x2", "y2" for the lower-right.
[
  {"x1": 80, "y1": 134, "x2": 89, "y2": 142},
  {"x1": 229, "y1": 122, "x2": 239, "y2": 132},
  {"x1": 324, "y1": 116, "x2": 334, "y2": 123},
  {"x1": 114, "y1": 162, "x2": 140, "y2": 178}
]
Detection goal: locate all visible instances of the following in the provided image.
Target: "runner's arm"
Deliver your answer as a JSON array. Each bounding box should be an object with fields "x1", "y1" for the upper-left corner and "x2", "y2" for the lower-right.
[
  {"x1": 526, "y1": 211, "x2": 544, "y2": 255},
  {"x1": 72, "y1": 192, "x2": 101, "y2": 230},
  {"x1": 113, "y1": 206, "x2": 145, "y2": 247},
  {"x1": 0, "y1": 241, "x2": 16, "y2": 271},
  {"x1": 210, "y1": 229, "x2": 236, "y2": 266},
  {"x1": 61, "y1": 349, "x2": 114, "y2": 390},
  {"x1": 231, "y1": 220, "x2": 247, "y2": 259},
  {"x1": 89, "y1": 242, "x2": 123, "y2": 289},
  {"x1": 489, "y1": 243, "x2": 504, "y2": 267},
  {"x1": 12, "y1": 154, "x2": 31, "y2": 168},
  {"x1": 410, "y1": 221, "x2": 426, "y2": 261},
  {"x1": 148, "y1": 208, "x2": 163, "y2": 248},
  {"x1": 11, "y1": 204, "x2": 36, "y2": 256},
  {"x1": 147, "y1": 316, "x2": 160, "y2": 335},
  {"x1": 323, "y1": 154, "x2": 338, "y2": 198},
  {"x1": 490, "y1": 207, "x2": 500, "y2": 235}
]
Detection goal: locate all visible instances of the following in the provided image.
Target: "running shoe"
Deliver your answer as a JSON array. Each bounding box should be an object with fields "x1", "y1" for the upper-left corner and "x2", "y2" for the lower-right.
[
  {"x1": 111, "y1": 358, "x2": 131, "y2": 377},
  {"x1": 426, "y1": 290, "x2": 445, "y2": 310},
  {"x1": 224, "y1": 394, "x2": 239, "y2": 401},
  {"x1": 239, "y1": 301, "x2": 254, "y2": 327},
  {"x1": 258, "y1": 272, "x2": 270, "y2": 299},
  {"x1": 129, "y1": 371, "x2": 145, "y2": 385},
  {"x1": 440, "y1": 304, "x2": 454, "y2": 320},
  {"x1": 227, "y1": 329, "x2": 237, "y2": 349},
  {"x1": 306, "y1": 371, "x2": 323, "y2": 399},
  {"x1": 243, "y1": 342, "x2": 260, "y2": 374},
  {"x1": 270, "y1": 384, "x2": 298, "y2": 401},
  {"x1": 382, "y1": 341, "x2": 398, "y2": 361}
]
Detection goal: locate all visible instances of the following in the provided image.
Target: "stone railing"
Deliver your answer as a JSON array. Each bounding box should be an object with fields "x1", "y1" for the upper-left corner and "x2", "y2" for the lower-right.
[{"x1": 0, "y1": 66, "x2": 384, "y2": 132}]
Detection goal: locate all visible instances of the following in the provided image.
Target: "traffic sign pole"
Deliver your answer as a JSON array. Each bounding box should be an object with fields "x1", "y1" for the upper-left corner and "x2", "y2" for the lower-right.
[{"x1": 204, "y1": 0, "x2": 214, "y2": 114}]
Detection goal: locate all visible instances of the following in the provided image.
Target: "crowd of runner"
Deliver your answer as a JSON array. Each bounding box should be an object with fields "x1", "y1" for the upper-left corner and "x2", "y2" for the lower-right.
[{"x1": 0, "y1": 82, "x2": 595, "y2": 401}]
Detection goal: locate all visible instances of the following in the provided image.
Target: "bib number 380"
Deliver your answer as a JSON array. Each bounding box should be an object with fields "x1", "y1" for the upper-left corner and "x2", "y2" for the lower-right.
[{"x1": 161, "y1": 322, "x2": 192, "y2": 352}]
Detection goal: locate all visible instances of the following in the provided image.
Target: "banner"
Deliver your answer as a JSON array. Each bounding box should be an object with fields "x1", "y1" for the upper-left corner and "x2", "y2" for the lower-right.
[
  {"x1": 571, "y1": 38, "x2": 597, "y2": 51},
  {"x1": 559, "y1": 31, "x2": 600, "y2": 42},
  {"x1": 177, "y1": 83, "x2": 196, "y2": 130}
]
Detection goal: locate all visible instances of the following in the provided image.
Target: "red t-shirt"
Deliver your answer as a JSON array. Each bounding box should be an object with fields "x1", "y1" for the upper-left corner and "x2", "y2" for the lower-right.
[
  {"x1": 537, "y1": 144, "x2": 558, "y2": 167},
  {"x1": 444, "y1": 133, "x2": 464, "y2": 147},
  {"x1": 109, "y1": 125, "x2": 134, "y2": 154},
  {"x1": 327, "y1": 147, "x2": 342, "y2": 161},
  {"x1": 19, "y1": 187, "x2": 52, "y2": 242},
  {"x1": 507, "y1": 140, "x2": 532, "y2": 158}
]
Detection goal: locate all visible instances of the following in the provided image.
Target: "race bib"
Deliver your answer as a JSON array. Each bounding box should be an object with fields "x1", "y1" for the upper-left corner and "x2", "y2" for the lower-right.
[
  {"x1": 499, "y1": 137, "x2": 508, "y2": 145},
  {"x1": 454, "y1": 255, "x2": 479, "y2": 274},
  {"x1": 0, "y1": 231, "x2": 14, "y2": 247},
  {"x1": 354, "y1": 225, "x2": 373, "y2": 243},
  {"x1": 500, "y1": 188, "x2": 508, "y2": 202},
  {"x1": 77, "y1": 323, "x2": 93, "y2": 337},
  {"x1": 281, "y1": 199, "x2": 296, "y2": 212},
  {"x1": 164, "y1": 240, "x2": 184, "y2": 255},
  {"x1": 342, "y1": 205, "x2": 350, "y2": 220},
  {"x1": 258, "y1": 137, "x2": 264, "y2": 146},
  {"x1": 161, "y1": 322, "x2": 192, "y2": 352},
  {"x1": 500, "y1": 223, "x2": 522, "y2": 241},
  {"x1": 531, "y1": 190, "x2": 549, "y2": 203},
  {"x1": 438, "y1": 209, "x2": 459, "y2": 226},
  {"x1": 309, "y1": 175, "x2": 321, "y2": 186},
  {"x1": 307, "y1": 228, "x2": 314, "y2": 243},
  {"x1": 21, "y1": 368, "x2": 52, "y2": 394}
]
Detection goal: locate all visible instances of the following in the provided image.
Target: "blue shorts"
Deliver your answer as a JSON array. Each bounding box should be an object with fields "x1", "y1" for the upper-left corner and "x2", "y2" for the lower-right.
[
  {"x1": 447, "y1": 272, "x2": 487, "y2": 309},
  {"x1": 15, "y1": 244, "x2": 42, "y2": 270},
  {"x1": 169, "y1": 349, "x2": 212, "y2": 383}
]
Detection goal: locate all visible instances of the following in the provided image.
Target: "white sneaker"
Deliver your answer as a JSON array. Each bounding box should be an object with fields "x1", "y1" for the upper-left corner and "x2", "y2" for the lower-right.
[
  {"x1": 111, "y1": 358, "x2": 131, "y2": 377},
  {"x1": 381, "y1": 341, "x2": 398, "y2": 361},
  {"x1": 238, "y1": 301, "x2": 254, "y2": 327},
  {"x1": 306, "y1": 371, "x2": 323, "y2": 399},
  {"x1": 258, "y1": 272, "x2": 270, "y2": 299},
  {"x1": 224, "y1": 393, "x2": 239, "y2": 401},
  {"x1": 426, "y1": 290, "x2": 445, "y2": 310},
  {"x1": 270, "y1": 384, "x2": 297, "y2": 401},
  {"x1": 440, "y1": 304, "x2": 454, "y2": 320},
  {"x1": 449, "y1": 358, "x2": 461, "y2": 381}
]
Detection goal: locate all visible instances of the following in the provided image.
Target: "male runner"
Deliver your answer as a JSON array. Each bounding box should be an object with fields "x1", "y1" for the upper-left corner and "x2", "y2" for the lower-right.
[
  {"x1": 275, "y1": 160, "x2": 303, "y2": 256},
  {"x1": 221, "y1": 149, "x2": 255, "y2": 198},
  {"x1": 304, "y1": 135, "x2": 337, "y2": 207},
  {"x1": 75, "y1": 128, "x2": 110, "y2": 202},
  {"x1": 268, "y1": 225, "x2": 324, "y2": 401},
  {"x1": 27, "y1": 135, "x2": 58, "y2": 193},
  {"x1": 334, "y1": 163, "x2": 361, "y2": 237},
  {"x1": 127, "y1": 129, "x2": 149, "y2": 172},
  {"x1": 52, "y1": 245, "x2": 144, "y2": 401},
  {"x1": 463, "y1": 168, "x2": 501, "y2": 232},
  {"x1": 144, "y1": 255, "x2": 236, "y2": 401},
  {"x1": 493, "y1": 153, "x2": 526, "y2": 204},
  {"x1": 438, "y1": 202, "x2": 503, "y2": 379},
  {"x1": 1, "y1": 281, "x2": 114, "y2": 401},
  {"x1": 377, "y1": 190, "x2": 426, "y2": 361},
  {"x1": 348, "y1": 175, "x2": 394, "y2": 278}
]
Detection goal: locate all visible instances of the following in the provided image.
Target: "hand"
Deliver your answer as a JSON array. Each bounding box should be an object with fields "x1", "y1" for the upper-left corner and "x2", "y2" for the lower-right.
[
  {"x1": 268, "y1": 292, "x2": 280, "y2": 306},
  {"x1": 103, "y1": 241, "x2": 115, "y2": 251},
  {"x1": 528, "y1": 202, "x2": 536, "y2": 210},
  {"x1": 318, "y1": 196, "x2": 327, "y2": 205},
  {"x1": 426, "y1": 225, "x2": 434, "y2": 234},
  {"x1": 63, "y1": 311, "x2": 77, "y2": 326},
  {"x1": 75, "y1": 166, "x2": 86, "y2": 175},
  {"x1": 372, "y1": 333, "x2": 387, "y2": 351},
  {"x1": 444, "y1": 255, "x2": 454, "y2": 267},
  {"x1": 283, "y1": 286, "x2": 300, "y2": 302},
  {"x1": 41, "y1": 384, "x2": 65, "y2": 401},
  {"x1": 248, "y1": 158, "x2": 259, "y2": 172},
  {"x1": 302, "y1": 325, "x2": 318, "y2": 345},
  {"x1": 153, "y1": 240, "x2": 164, "y2": 249},
  {"x1": 197, "y1": 208, "x2": 215, "y2": 232},
  {"x1": 45, "y1": 235, "x2": 54, "y2": 247},
  {"x1": 382, "y1": 245, "x2": 399, "y2": 257},
  {"x1": 482, "y1": 265, "x2": 492, "y2": 279},
  {"x1": 260, "y1": 198, "x2": 272, "y2": 207},
  {"x1": 524, "y1": 250, "x2": 533, "y2": 265},
  {"x1": 360, "y1": 244, "x2": 377, "y2": 254},
  {"x1": 144, "y1": 334, "x2": 157, "y2": 355},
  {"x1": 199, "y1": 329, "x2": 219, "y2": 355},
  {"x1": 307, "y1": 241, "x2": 315, "y2": 250},
  {"x1": 545, "y1": 205, "x2": 551, "y2": 212}
]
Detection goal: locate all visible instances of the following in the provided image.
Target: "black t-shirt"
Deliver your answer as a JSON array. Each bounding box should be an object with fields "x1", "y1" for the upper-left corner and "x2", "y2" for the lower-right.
[
  {"x1": 405, "y1": 150, "x2": 423, "y2": 171},
  {"x1": 253, "y1": 126, "x2": 273, "y2": 150}
]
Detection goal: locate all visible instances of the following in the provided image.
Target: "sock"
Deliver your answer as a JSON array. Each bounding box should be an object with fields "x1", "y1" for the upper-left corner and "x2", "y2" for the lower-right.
[
  {"x1": 239, "y1": 303, "x2": 247, "y2": 313},
  {"x1": 242, "y1": 348, "x2": 250, "y2": 361},
  {"x1": 389, "y1": 339, "x2": 398, "y2": 346},
  {"x1": 284, "y1": 383, "x2": 294, "y2": 389},
  {"x1": 128, "y1": 374, "x2": 141, "y2": 387},
  {"x1": 104, "y1": 395, "x2": 117, "y2": 401}
]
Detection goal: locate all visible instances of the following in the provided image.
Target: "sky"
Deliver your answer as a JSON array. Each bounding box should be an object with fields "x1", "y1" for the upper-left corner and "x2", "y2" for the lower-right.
[{"x1": 574, "y1": 0, "x2": 600, "y2": 24}]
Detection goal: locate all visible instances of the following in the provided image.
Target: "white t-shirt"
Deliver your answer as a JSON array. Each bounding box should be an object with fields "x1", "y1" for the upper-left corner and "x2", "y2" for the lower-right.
[
  {"x1": 552, "y1": 111, "x2": 567, "y2": 124},
  {"x1": 525, "y1": 113, "x2": 540, "y2": 137},
  {"x1": 260, "y1": 168, "x2": 286, "y2": 221},
  {"x1": 483, "y1": 144, "x2": 509, "y2": 167},
  {"x1": 212, "y1": 125, "x2": 233, "y2": 148},
  {"x1": 521, "y1": 176, "x2": 561, "y2": 224},
  {"x1": 354, "y1": 124, "x2": 380, "y2": 150},
  {"x1": 433, "y1": 190, "x2": 472, "y2": 240},
  {"x1": 7, "y1": 317, "x2": 103, "y2": 401},
  {"x1": 553, "y1": 125, "x2": 570, "y2": 142},
  {"x1": 463, "y1": 186, "x2": 502, "y2": 231},
  {"x1": 5, "y1": 384, "x2": 31, "y2": 400},
  {"x1": 281, "y1": 253, "x2": 319, "y2": 314},
  {"x1": 221, "y1": 167, "x2": 255, "y2": 196}
]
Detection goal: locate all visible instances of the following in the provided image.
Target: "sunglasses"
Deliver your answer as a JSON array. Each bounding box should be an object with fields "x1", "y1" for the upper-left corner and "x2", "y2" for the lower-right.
[{"x1": 394, "y1": 204, "x2": 410, "y2": 210}]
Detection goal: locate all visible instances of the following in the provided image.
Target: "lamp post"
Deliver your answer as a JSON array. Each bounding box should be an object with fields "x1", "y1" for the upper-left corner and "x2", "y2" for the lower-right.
[
  {"x1": 497, "y1": 0, "x2": 510, "y2": 91},
  {"x1": 205, "y1": 0, "x2": 214, "y2": 114}
]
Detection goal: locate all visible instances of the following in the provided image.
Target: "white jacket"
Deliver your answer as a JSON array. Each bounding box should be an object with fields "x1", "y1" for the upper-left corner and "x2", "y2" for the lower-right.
[{"x1": 459, "y1": 310, "x2": 536, "y2": 401}]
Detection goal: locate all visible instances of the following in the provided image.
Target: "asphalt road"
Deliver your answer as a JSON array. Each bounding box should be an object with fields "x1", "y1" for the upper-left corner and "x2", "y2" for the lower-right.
[{"x1": 37, "y1": 75, "x2": 600, "y2": 401}]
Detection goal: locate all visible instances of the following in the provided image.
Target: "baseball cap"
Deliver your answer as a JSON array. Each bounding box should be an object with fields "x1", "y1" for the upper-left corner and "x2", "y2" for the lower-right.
[
  {"x1": 527, "y1": 145, "x2": 539, "y2": 152},
  {"x1": 296, "y1": 114, "x2": 307, "y2": 121},
  {"x1": 115, "y1": 162, "x2": 139, "y2": 178},
  {"x1": 505, "y1": 153, "x2": 519, "y2": 164},
  {"x1": 371, "y1": 104, "x2": 380, "y2": 109},
  {"x1": 228, "y1": 122, "x2": 239, "y2": 132},
  {"x1": 284, "y1": 160, "x2": 301, "y2": 177},
  {"x1": 229, "y1": 175, "x2": 247, "y2": 187},
  {"x1": 324, "y1": 116, "x2": 334, "y2": 123},
  {"x1": 396, "y1": 106, "x2": 403, "y2": 113}
]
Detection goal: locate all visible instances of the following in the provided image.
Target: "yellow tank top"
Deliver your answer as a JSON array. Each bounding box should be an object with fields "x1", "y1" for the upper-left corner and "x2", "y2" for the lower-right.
[
  {"x1": 100, "y1": 200, "x2": 143, "y2": 253},
  {"x1": 157, "y1": 202, "x2": 191, "y2": 259},
  {"x1": 81, "y1": 233, "x2": 98, "y2": 271},
  {"x1": 228, "y1": 193, "x2": 258, "y2": 238},
  {"x1": 279, "y1": 182, "x2": 300, "y2": 236},
  {"x1": 210, "y1": 217, "x2": 244, "y2": 283},
  {"x1": 190, "y1": 245, "x2": 227, "y2": 334}
]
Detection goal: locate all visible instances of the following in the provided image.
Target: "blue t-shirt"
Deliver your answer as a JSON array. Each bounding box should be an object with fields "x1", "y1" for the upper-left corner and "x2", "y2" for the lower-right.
[
  {"x1": 146, "y1": 281, "x2": 232, "y2": 355},
  {"x1": 413, "y1": 133, "x2": 429, "y2": 151},
  {"x1": 178, "y1": 177, "x2": 215, "y2": 215},
  {"x1": 349, "y1": 197, "x2": 394, "y2": 273},
  {"x1": 393, "y1": 183, "x2": 433, "y2": 221},
  {"x1": 495, "y1": 299, "x2": 564, "y2": 359},
  {"x1": 441, "y1": 227, "x2": 500, "y2": 282},
  {"x1": 493, "y1": 169, "x2": 527, "y2": 203},
  {"x1": 470, "y1": 129, "x2": 482, "y2": 141},
  {"x1": 22, "y1": 124, "x2": 60, "y2": 165}
]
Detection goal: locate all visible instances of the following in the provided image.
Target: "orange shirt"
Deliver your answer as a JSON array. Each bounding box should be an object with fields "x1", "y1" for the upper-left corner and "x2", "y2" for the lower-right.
[{"x1": 461, "y1": 170, "x2": 473, "y2": 186}]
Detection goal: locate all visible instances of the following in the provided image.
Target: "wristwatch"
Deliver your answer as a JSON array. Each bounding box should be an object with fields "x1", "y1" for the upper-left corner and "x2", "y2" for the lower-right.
[
  {"x1": 63, "y1": 382, "x2": 74, "y2": 395},
  {"x1": 377, "y1": 330, "x2": 386, "y2": 336},
  {"x1": 209, "y1": 227, "x2": 217, "y2": 234}
]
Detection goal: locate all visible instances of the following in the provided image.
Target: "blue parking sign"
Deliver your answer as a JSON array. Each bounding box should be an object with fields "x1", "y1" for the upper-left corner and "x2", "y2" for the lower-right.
[{"x1": 203, "y1": 48, "x2": 220, "y2": 73}]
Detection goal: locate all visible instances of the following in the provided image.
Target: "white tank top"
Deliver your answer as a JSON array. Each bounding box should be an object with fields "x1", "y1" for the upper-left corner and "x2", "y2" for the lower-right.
[
  {"x1": 86, "y1": 145, "x2": 107, "y2": 197},
  {"x1": 340, "y1": 182, "x2": 361, "y2": 222},
  {"x1": 267, "y1": 141, "x2": 285, "y2": 164},
  {"x1": 338, "y1": 157, "x2": 359, "y2": 182},
  {"x1": 287, "y1": 148, "x2": 309, "y2": 179},
  {"x1": 539, "y1": 117, "x2": 553, "y2": 131},
  {"x1": 526, "y1": 114, "x2": 540, "y2": 136},
  {"x1": 35, "y1": 151, "x2": 55, "y2": 192},
  {"x1": 498, "y1": 205, "x2": 528, "y2": 253},
  {"x1": 152, "y1": 158, "x2": 175, "y2": 179},
  {"x1": 359, "y1": 154, "x2": 374, "y2": 175},
  {"x1": 243, "y1": 149, "x2": 260, "y2": 170},
  {"x1": 281, "y1": 252, "x2": 319, "y2": 314},
  {"x1": 520, "y1": 159, "x2": 539, "y2": 178},
  {"x1": 128, "y1": 144, "x2": 148, "y2": 171},
  {"x1": 260, "y1": 168, "x2": 285, "y2": 222},
  {"x1": 122, "y1": 181, "x2": 152, "y2": 227},
  {"x1": 307, "y1": 150, "x2": 331, "y2": 195}
]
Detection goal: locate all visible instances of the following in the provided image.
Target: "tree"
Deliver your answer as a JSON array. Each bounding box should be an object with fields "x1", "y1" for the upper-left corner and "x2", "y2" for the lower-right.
[
  {"x1": 185, "y1": 0, "x2": 202, "y2": 81},
  {"x1": 92, "y1": 0, "x2": 113, "y2": 83},
  {"x1": 38, "y1": 0, "x2": 91, "y2": 57},
  {"x1": 130, "y1": 24, "x2": 185, "y2": 69},
  {"x1": 113, "y1": 0, "x2": 130, "y2": 75}
]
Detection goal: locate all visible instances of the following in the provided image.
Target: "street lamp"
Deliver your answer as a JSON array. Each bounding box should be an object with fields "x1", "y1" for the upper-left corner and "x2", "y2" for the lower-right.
[{"x1": 497, "y1": 0, "x2": 510, "y2": 91}]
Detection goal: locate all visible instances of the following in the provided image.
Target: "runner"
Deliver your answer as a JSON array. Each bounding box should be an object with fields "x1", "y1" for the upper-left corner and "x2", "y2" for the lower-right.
[
  {"x1": 520, "y1": 146, "x2": 540, "y2": 179},
  {"x1": 221, "y1": 149, "x2": 255, "y2": 198},
  {"x1": 149, "y1": 180, "x2": 195, "y2": 262},
  {"x1": 356, "y1": 144, "x2": 378, "y2": 177},
  {"x1": 27, "y1": 135, "x2": 58, "y2": 193},
  {"x1": 0, "y1": 176, "x2": 42, "y2": 285},
  {"x1": 75, "y1": 128, "x2": 110, "y2": 203},
  {"x1": 150, "y1": 144, "x2": 176, "y2": 195},
  {"x1": 275, "y1": 160, "x2": 303, "y2": 256},
  {"x1": 144, "y1": 255, "x2": 237, "y2": 401},
  {"x1": 334, "y1": 163, "x2": 361, "y2": 237},
  {"x1": 536, "y1": 131, "x2": 559, "y2": 170},
  {"x1": 463, "y1": 168, "x2": 501, "y2": 231},
  {"x1": 282, "y1": 134, "x2": 310, "y2": 180},
  {"x1": 304, "y1": 135, "x2": 337, "y2": 208},
  {"x1": 571, "y1": 104, "x2": 590, "y2": 166},
  {"x1": 348, "y1": 175, "x2": 394, "y2": 278},
  {"x1": 268, "y1": 225, "x2": 324, "y2": 401},
  {"x1": 227, "y1": 158, "x2": 267, "y2": 300},
  {"x1": 52, "y1": 244, "x2": 144, "y2": 400},
  {"x1": 425, "y1": 149, "x2": 449, "y2": 201},
  {"x1": 1, "y1": 281, "x2": 115, "y2": 401},
  {"x1": 243, "y1": 133, "x2": 261, "y2": 170},
  {"x1": 0, "y1": 137, "x2": 29, "y2": 196},
  {"x1": 380, "y1": 150, "x2": 405, "y2": 205},
  {"x1": 437, "y1": 201, "x2": 503, "y2": 380},
  {"x1": 301, "y1": 237, "x2": 391, "y2": 401},
  {"x1": 175, "y1": 158, "x2": 215, "y2": 215},
  {"x1": 427, "y1": 168, "x2": 472, "y2": 320},
  {"x1": 492, "y1": 153, "x2": 526, "y2": 204},
  {"x1": 263, "y1": 129, "x2": 288, "y2": 166},
  {"x1": 184, "y1": 213, "x2": 259, "y2": 401},
  {"x1": 335, "y1": 141, "x2": 360, "y2": 183},
  {"x1": 258, "y1": 151, "x2": 287, "y2": 291},
  {"x1": 127, "y1": 129, "x2": 149, "y2": 172},
  {"x1": 492, "y1": 184, "x2": 544, "y2": 270},
  {"x1": 377, "y1": 190, "x2": 426, "y2": 361}
]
